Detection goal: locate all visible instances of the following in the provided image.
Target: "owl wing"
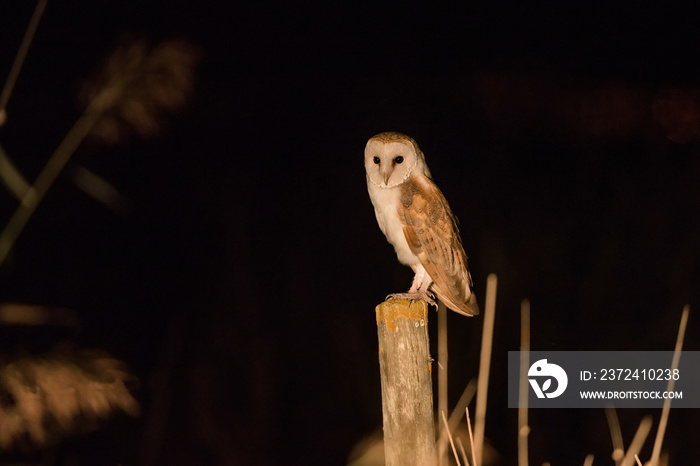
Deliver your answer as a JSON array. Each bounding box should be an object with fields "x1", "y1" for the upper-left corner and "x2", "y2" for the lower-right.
[{"x1": 399, "y1": 176, "x2": 479, "y2": 316}]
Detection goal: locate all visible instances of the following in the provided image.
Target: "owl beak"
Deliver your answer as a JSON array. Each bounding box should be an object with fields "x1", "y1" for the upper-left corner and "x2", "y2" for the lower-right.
[{"x1": 381, "y1": 168, "x2": 393, "y2": 186}]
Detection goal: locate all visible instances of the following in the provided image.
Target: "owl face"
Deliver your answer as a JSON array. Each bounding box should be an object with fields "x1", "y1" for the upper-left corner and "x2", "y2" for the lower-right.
[{"x1": 364, "y1": 133, "x2": 429, "y2": 188}]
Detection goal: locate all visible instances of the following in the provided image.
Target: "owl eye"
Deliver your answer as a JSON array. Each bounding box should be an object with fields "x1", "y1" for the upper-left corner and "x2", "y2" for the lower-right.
[
  {"x1": 373, "y1": 157, "x2": 380, "y2": 164},
  {"x1": 394, "y1": 156, "x2": 404, "y2": 164}
]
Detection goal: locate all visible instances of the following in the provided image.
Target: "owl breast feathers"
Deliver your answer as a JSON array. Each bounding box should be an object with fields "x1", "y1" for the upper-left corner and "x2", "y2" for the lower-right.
[{"x1": 365, "y1": 132, "x2": 478, "y2": 316}]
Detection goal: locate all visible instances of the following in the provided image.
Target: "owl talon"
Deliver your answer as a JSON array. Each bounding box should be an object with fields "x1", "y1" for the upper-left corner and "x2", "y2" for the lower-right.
[{"x1": 385, "y1": 292, "x2": 437, "y2": 308}]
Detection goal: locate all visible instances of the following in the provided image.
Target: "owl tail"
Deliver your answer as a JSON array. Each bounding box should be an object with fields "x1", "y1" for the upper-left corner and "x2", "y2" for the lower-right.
[{"x1": 434, "y1": 286, "x2": 480, "y2": 317}]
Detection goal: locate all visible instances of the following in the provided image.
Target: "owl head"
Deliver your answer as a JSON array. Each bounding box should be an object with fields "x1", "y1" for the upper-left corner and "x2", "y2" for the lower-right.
[{"x1": 364, "y1": 132, "x2": 431, "y2": 188}]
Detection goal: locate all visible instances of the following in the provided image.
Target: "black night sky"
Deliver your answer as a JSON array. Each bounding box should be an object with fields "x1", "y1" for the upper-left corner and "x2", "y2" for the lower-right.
[{"x1": 1, "y1": 1, "x2": 700, "y2": 465}]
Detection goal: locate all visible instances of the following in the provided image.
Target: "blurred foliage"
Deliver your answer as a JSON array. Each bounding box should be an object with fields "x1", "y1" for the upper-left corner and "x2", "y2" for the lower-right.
[
  {"x1": 81, "y1": 39, "x2": 199, "y2": 144},
  {"x1": 0, "y1": 348, "x2": 139, "y2": 451}
]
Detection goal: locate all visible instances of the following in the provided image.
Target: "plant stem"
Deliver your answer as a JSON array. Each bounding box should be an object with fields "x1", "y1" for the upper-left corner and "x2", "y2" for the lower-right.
[
  {"x1": 0, "y1": 0, "x2": 48, "y2": 121},
  {"x1": 0, "y1": 101, "x2": 106, "y2": 266}
]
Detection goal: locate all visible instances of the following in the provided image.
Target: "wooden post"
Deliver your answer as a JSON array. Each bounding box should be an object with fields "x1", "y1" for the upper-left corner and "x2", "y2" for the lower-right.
[{"x1": 376, "y1": 299, "x2": 437, "y2": 466}]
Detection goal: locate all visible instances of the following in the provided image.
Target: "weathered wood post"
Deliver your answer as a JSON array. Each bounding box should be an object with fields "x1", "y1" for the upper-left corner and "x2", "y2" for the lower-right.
[{"x1": 376, "y1": 298, "x2": 437, "y2": 466}]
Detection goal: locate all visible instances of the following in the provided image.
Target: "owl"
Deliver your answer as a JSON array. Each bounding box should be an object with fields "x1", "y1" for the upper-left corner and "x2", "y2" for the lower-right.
[{"x1": 365, "y1": 132, "x2": 479, "y2": 316}]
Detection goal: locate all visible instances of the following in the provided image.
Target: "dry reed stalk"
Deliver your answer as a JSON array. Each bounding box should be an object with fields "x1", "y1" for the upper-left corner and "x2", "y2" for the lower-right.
[
  {"x1": 473, "y1": 273, "x2": 497, "y2": 466},
  {"x1": 439, "y1": 378, "x2": 477, "y2": 445},
  {"x1": 0, "y1": 0, "x2": 47, "y2": 200},
  {"x1": 456, "y1": 436, "x2": 470, "y2": 466},
  {"x1": 605, "y1": 406, "x2": 625, "y2": 464},
  {"x1": 0, "y1": 0, "x2": 47, "y2": 125},
  {"x1": 438, "y1": 301, "x2": 448, "y2": 465},
  {"x1": 0, "y1": 39, "x2": 197, "y2": 265},
  {"x1": 518, "y1": 299, "x2": 530, "y2": 466},
  {"x1": 466, "y1": 407, "x2": 477, "y2": 466},
  {"x1": 649, "y1": 305, "x2": 690, "y2": 466},
  {"x1": 621, "y1": 416, "x2": 653, "y2": 466},
  {"x1": 441, "y1": 410, "x2": 461, "y2": 466}
]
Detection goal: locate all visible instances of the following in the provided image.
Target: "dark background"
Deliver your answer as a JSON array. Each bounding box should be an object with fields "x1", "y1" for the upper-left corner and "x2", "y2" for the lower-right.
[{"x1": 1, "y1": 1, "x2": 700, "y2": 464}]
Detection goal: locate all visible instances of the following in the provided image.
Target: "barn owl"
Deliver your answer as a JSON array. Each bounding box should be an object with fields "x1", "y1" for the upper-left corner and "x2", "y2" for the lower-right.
[{"x1": 365, "y1": 132, "x2": 479, "y2": 316}]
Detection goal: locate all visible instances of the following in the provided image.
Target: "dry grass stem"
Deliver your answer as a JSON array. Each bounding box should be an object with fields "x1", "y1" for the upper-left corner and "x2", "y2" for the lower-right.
[
  {"x1": 466, "y1": 407, "x2": 477, "y2": 466},
  {"x1": 441, "y1": 378, "x2": 476, "y2": 444},
  {"x1": 621, "y1": 416, "x2": 653, "y2": 466},
  {"x1": 650, "y1": 304, "x2": 689, "y2": 466},
  {"x1": 474, "y1": 273, "x2": 497, "y2": 466},
  {"x1": 438, "y1": 301, "x2": 448, "y2": 465},
  {"x1": 0, "y1": 144, "x2": 30, "y2": 200},
  {"x1": 605, "y1": 406, "x2": 624, "y2": 464},
  {"x1": 0, "y1": 102, "x2": 108, "y2": 265},
  {"x1": 583, "y1": 454, "x2": 594, "y2": 466},
  {"x1": 518, "y1": 299, "x2": 530, "y2": 466},
  {"x1": 0, "y1": 39, "x2": 197, "y2": 266},
  {"x1": 0, "y1": 0, "x2": 47, "y2": 125},
  {"x1": 635, "y1": 454, "x2": 643, "y2": 466},
  {"x1": 440, "y1": 410, "x2": 461, "y2": 466},
  {"x1": 456, "y1": 437, "x2": 470, "y2": 466},
  {"x1": 435, "y1": 379, "x2": 477, "y2": 464},
  {"x1": 72, "y1": 165, "x2": 130, "y2": 214}
]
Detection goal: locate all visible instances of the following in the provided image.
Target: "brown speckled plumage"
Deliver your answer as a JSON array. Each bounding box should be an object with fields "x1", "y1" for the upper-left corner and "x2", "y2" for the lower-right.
[{"x1": 365, "y1": 132, "x2": 478, "y2": 316}]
